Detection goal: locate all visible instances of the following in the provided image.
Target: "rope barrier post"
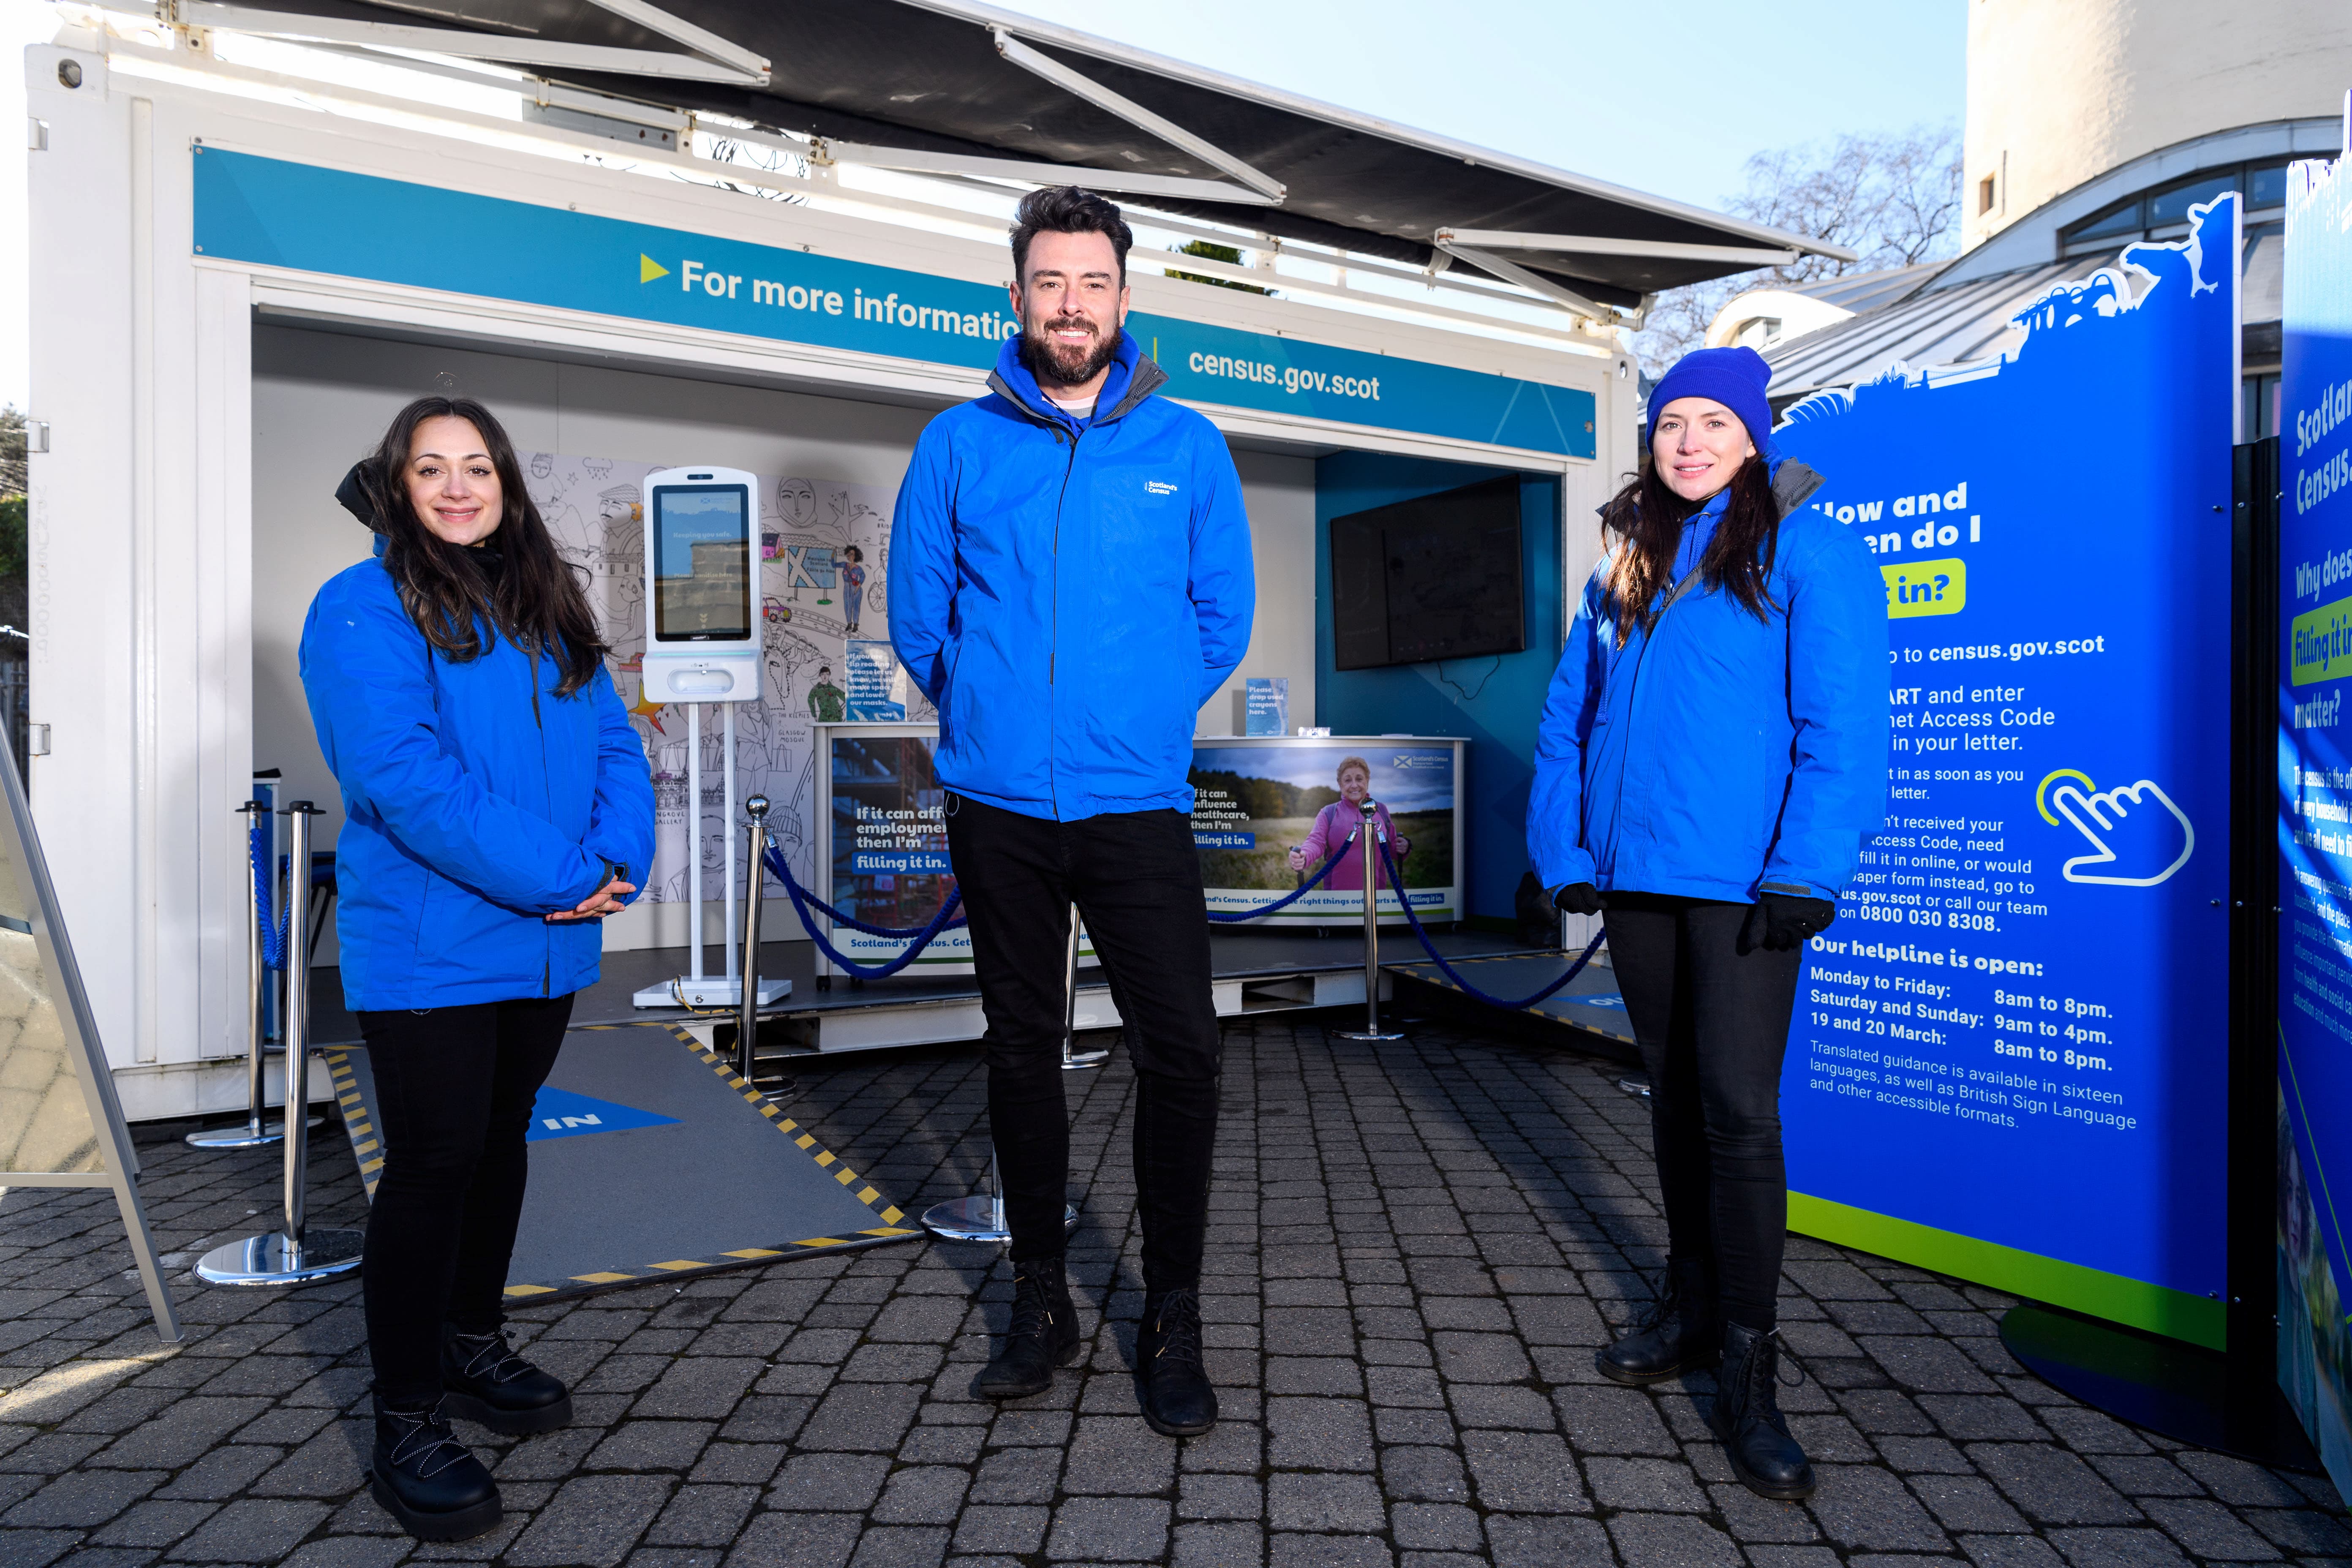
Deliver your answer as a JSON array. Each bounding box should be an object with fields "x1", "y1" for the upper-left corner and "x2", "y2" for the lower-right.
[
  {"x1": 1062, "y1": 903, "x2": 1108, "y2": 1071},
  {"x1": 1335, "y1": 800, "x2": 1404, "y2": 1043},
  {"x1": 196, "y1": 803, "x2": 363, "y2": 1287},
  {"x1": 737, "y1": 795, "x2": 770, "y2": 1083},
  {"x1": 187, "y1": 803, "x2": 287, "y2": 1151}
]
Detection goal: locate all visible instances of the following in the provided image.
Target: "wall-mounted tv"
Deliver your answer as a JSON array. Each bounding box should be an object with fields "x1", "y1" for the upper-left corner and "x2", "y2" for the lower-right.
[{"x1": 1330, "y1": 475, "x2": 1526, "y2": 671}]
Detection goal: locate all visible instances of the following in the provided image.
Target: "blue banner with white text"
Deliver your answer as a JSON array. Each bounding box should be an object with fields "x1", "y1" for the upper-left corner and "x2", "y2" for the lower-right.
[
  {"x1": 2278, "y1": 132, "x2": 2352, "y2": 1497},
  {"x1": 191, "y1": 147, "x2": 1595, "y2": 458},
  {"x1": 1772, "y1": 196, "x2": 2238, "y2": 1347}
]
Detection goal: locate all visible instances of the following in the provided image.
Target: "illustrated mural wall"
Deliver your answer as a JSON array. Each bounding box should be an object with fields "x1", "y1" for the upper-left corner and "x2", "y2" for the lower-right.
[{"x1": 523, "y1": 453, "x2": 926, "y2": 903}]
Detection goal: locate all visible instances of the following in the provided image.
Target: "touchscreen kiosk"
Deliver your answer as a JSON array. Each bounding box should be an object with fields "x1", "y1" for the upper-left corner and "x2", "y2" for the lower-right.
[{"x1": 641, "y1": 466, "x2": 761, "y2": 703}]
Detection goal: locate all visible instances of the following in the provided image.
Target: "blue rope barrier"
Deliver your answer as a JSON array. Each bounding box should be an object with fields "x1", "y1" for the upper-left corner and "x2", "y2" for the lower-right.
[
  {"x1": 249, "y1": 819, "x2": 290, "y2": 972},
  {"x1": 1205, "y1": 837, "x2": 1352, "y2": 923},
  {"x1": 1376, "y1": 835, "x2": 1605, "y2": 1010},
  {"x1": 762, "y1": 844, "x2": 968, "y2": 940}
]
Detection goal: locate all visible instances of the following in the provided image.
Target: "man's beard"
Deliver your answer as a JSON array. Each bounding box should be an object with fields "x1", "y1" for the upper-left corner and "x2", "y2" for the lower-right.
[{"x1": 1019, "y1": 315, "x2": 1122, "y2": 388}]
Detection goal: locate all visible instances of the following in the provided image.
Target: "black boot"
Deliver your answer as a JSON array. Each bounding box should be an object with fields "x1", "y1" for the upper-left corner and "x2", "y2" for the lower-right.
[
  {"x1": 1708, "y1": 1321, "x2": 1816, "y2": 1500},
  {"x1": 1137, "y1": 1288, "x2": 1217, "y2": 1437},
  {"x1": 442, "y1": 1324, "x2": 573, "y2": 1435},
  {"x1": 975, "y1": 1255, "x2": 1081, "y2": 1399},
  {"x1": 369, "y1": 1396, "x2": 502, "y2": 1542},
  {"x1": 1597, "y1": 1257, "x2": 1717, "y2": 1386}
]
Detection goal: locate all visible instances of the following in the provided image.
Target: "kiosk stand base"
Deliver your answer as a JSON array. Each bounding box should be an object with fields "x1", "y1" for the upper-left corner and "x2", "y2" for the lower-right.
[
  {"x1": 1999, "y1": 1304, "x2": 2321, "y2": 1471},
  {"x1": 196, "y1": 1228, "x2": 365, "y2": 1287},
  {"x1": 921, "y1": 1195, "x2": 1080, "y2": 1244},
  {"x1": 635, "y1": 976, "x2": 792, "y2": 1010}
]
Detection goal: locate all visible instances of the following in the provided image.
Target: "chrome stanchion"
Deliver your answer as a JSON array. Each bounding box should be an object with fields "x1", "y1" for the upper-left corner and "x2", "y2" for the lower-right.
[
  {"x1": 737, "y1": 795, "x2": 770, "y2": 1083},
  {"x1": 188, "y1": 803, "x2": 288, "y2": 1151},
  {"x1": 1334, "y1": 803, "x2": 1405, "y2": 1043},
  {"x1": 1062, "y1": 902, "x2": 1108, "y2": 1071},
  {"x1": 196, "y1": 802, "x2": 364, "y2": 1286}
]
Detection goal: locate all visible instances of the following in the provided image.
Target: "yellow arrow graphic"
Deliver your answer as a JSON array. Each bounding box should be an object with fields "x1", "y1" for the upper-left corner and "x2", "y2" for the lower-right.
[{"x1": 640, "y1": 254, "x2": 670, "y2": 284}]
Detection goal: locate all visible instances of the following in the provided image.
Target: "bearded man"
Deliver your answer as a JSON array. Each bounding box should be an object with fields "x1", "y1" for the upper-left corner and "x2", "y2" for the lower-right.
[{"x1": 888, "y1": 186, "x2": 1255, "y2": 1435}]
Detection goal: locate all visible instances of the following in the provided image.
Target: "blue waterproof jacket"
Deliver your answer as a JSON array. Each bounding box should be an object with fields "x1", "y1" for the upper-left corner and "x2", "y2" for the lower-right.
[
  {"x1": 1527, "y1": 460, "x2": 1887, "y2": 903},
  {"x1": 890, "y1": 333, "x2": 1256, "y2": 819},
  {"x1": 301, "y1": 551, "x2": 655, "y2": 1010}
]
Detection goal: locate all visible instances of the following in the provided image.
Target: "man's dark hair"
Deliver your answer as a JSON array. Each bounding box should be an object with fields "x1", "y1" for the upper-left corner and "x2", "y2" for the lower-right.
[{"x1": 1010, "y1": 186, "x2": 1133, "y2": 282}]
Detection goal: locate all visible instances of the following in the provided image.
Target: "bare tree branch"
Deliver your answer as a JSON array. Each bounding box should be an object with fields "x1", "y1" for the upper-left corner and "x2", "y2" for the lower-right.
[{"x1": 1633, "y1": 124, "x2": 1961, "y2": 371}]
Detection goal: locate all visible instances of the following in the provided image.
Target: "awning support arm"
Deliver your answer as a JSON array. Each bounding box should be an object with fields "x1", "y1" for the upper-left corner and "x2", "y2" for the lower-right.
[
  {"x1": 813, "y1": 139, "x2": 1278, "y2": 206},
  {"x1": 575, "y1": 0, "x2": 768, "y2": 80},
  {"x1": 1432, "y1": 239, "x2": 1623, "y2": 324},
  {"x1": 989, "y1": 28, "x2": 1284, "y2": 203},
  {"x1": 1436, "y1": 228, "x2": 1815, "y2": 267},
  {"x1": 178, "y1": 1, "x2": 769, "y2": 86}
]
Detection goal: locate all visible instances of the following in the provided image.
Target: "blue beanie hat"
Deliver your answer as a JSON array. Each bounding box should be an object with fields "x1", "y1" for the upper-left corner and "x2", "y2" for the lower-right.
[{"x1": 1646, "y1": 346, "x2": 1776, "y2": 456}]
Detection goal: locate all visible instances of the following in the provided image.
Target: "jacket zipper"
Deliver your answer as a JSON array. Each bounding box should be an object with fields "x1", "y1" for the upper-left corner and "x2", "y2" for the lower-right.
[{"x1": 1047, "y1": 423, "x2": 1082, "y2": 814}]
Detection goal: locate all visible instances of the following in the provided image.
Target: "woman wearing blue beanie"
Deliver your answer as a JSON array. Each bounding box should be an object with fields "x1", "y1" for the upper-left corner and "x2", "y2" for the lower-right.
[{"x1": 1527, "y1": 346, "x2": 1885, "y2": 1499}]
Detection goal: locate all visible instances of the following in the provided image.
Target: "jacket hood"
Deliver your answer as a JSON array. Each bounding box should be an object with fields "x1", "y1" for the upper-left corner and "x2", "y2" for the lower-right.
[{"x1": 987, "y1": 329, "x2": 1166, "y2": 429}]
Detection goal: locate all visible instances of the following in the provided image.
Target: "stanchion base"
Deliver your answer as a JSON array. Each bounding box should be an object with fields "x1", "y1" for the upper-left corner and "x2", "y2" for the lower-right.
[
  {"x1": 1062, "y1": 1049, "x2": 1111, "y2": 1071},
  {"x1": 183, "y1": 1116, "x2": 323, "y2": 1151},
  {"x1": 918, "y1": 1196, "x2": 1079, "y2": 1244},
  {"x1": 195, "y1": 1228, "x2": 365, "y2": 1287},
  {"x1": 1999, "y1": 1304, "x2": 2322, "y2": 1470},
  {"x1": 1334, "y1": 1029, "x2": 1407, "y2": 1042}
]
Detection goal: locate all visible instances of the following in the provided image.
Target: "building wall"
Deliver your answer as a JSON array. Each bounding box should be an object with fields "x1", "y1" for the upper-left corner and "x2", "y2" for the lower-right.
[
  {"x1": 1963, "y1": 0, "x2": 2352, "y2": 251},
  {"x1": 1312, "y1": 452, "x2": 1568, "y2": 929},
  {"x1": 250, "y1": 322, "x2": 1317, "y2": 956}
]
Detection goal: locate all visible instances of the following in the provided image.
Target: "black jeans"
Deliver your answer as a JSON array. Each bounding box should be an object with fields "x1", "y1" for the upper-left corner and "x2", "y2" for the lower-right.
[
  {"x1": 1603, "y1": 894, "x2": 1803, "y2": 1332},
  {"x1": 356, "y1": 995, "x2": 573, "y2": 1407},
  {"x1": 946, "y1": 793, "x2": 1222, "y2": 1293}
]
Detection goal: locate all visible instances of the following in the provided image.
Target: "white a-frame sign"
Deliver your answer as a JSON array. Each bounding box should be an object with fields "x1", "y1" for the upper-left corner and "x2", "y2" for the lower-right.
[{"x1": 0, "y1": 743, "x2": 178, "y2": 1341}]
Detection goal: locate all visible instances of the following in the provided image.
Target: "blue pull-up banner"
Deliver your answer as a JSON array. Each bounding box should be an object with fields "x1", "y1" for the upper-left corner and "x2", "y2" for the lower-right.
[
  {"x1": 1771, "y1": 196, "x2": 2240, "y2": 1348},
  {"x1": 2277, "y1": 130, "x2": 2352, "y2": 1495}
]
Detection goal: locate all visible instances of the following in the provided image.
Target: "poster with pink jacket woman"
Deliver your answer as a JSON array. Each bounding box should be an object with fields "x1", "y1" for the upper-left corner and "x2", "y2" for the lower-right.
[{"x1": 1286, "y1": 756, "x2": 1410, "y2": 892}]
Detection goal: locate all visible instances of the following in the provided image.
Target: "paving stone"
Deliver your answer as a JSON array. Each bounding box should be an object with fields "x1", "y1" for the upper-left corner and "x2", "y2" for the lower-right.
[
  {"x1": 2041, "y1": 1525, "x2": 2192, "y2": 1567},
  {"x1": 768, "y1": 1456, "x2": 893, "y2": 1514},
  {"x1": 1807, "y1": 1464, "x2": 1953, "y2": 1551},
  {"x1": 868, "y1": 1468, "x2": 968, "y2": 1527},
  {"x1": 1973, "y1": 1444, "x2": 2144, "y2": 1526},
  {"x1": 1553, "y1": 1384, "x2": 1677, "y2": 1456},
  {"x1": 1043, "y1": 1496, "x2": 1169, "y2": 1561},
  {"x1": 720, "y1": 1511, "x2": 861, "y2": 1568},
  {"x1": 1267, "y1": 1472, "x2": 1386, "y2": 1533},
  {"x1": 951, "y1": 1506, "x2": 1046, "y2": 1555},
  {"x1": 1172, "y1": 1520, "x2": 1262, "y2": 1568},
  {"x1": 1607, "y1": 1510, "x2": 1745, "y2": 1567},
  {"x1": 1266, "y1": 1397, "x2": 1374, "y2": 1471},
  {"x1": 165, "y1": 1497, "x2": 333, "y2": 1562},
  {"x1": 1911, "y1": 1473, "x2": 2034, "y2": 1533},
  {"x1": 843, "y1": 1524, "x2": 949, "y2": 1567},
  {"x1": 2137, "y1": 1496, "x2": 2284, "y2": 1560},
  {"x1": 1263, "y1": 1534, "x2": 1393, "y2": 1568},
  {"x1": 1461, "y1": 1430, "x2": 1589, "y2": 1514},
  {"x1": 1486, "y1": 1514, "x2": 1613, "y2": 1568},
  {"x1": 3, "y1": 1467, "x2": 165, "y2": 1527},
  {"x1": 1061, "y1": 1415, "x2": 1175, "y2": 1495}
]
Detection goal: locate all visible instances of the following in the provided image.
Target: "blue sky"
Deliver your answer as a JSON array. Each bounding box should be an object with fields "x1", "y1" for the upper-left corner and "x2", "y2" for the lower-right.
[
  {"x1": 0, "y1": 0, "x2": 1965, "y2": 408},
  {"x1": 992, "y1": 0, "x2": 1967, "y2": 212}
]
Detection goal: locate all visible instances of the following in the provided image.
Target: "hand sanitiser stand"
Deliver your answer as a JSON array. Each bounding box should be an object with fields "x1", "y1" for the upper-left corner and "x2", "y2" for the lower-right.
[{"x1": 630, "y1": 465, "x2": 789, "y2": 1011}]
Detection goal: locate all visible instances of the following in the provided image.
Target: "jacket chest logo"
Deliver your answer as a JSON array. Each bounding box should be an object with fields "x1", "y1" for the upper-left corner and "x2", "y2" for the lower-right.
[{"x1": 1145, "y1": 480, "x2": 1179, "y2": 496}]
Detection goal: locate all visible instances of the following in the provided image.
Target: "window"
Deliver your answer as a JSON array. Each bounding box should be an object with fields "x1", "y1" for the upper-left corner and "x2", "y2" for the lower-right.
[
  {"x1": 2061, "y1": 159, "x2": 2300, "y2": 256},
  {"x1": 2244, "y1": 373, "x2": 2282, "y2": 441},
  {"x1": 1978, "y1": 174, "x2": 1997, "y2": 215}
]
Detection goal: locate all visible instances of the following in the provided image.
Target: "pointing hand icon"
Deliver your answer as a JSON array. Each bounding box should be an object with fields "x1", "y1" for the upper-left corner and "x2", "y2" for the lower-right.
[{"x1": 2047, "y1": 777, "x2": 2194, "y2": 887}]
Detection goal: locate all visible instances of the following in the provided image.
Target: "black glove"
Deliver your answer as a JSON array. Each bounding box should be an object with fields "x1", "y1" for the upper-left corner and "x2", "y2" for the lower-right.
[
  {"x1": 1552, "y1": 882, "x2": 1604, "y2": 916},
  {"x1": 1745, "y1": 893, "x2": 1835, "y2": 951}
]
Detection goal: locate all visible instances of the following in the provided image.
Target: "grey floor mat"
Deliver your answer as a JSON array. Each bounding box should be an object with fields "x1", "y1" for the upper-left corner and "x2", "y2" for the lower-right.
[{"x1": 324, "y1": 1024, "x2": 917, "y2": 1302}]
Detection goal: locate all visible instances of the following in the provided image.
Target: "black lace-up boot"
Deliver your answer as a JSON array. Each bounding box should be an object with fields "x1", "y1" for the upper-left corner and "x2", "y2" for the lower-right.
[
  {"x1": 442, "y1": 1324, "x2": 573, "y2": 1435},
  {"x1": 975, "y1": 1255, "x2": 1081, "y2": 1399},
  {"x1": 1137, "y1": 1287, "x2": 1217, "y2": 1437},
  {"x1": 1709, "y1": 1320, "x2": 1816, "y2": 1500},
  {"x1": 369, "y1": 1395, "x2": 502, "y2": 1541},
  {"x1": 1597, "y1": 1256, "x2": 1717, "y2": 1386}
]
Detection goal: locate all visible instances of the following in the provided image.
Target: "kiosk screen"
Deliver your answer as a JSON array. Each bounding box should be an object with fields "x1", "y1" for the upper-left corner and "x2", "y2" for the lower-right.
[{"x1": 653, "y1": 485, "x2": 752, "y2": 641}]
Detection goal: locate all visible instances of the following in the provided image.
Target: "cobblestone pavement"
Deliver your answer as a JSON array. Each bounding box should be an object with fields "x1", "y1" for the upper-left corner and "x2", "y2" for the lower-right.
[{"x1": 0, "y1": 1013, "x2": 2345, "y2": 1568}]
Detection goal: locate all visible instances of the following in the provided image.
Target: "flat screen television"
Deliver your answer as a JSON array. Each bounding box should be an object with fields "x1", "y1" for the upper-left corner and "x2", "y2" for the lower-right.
[{"x1": 1330, "y1": 475, "x2": 1525, "y2": 671}]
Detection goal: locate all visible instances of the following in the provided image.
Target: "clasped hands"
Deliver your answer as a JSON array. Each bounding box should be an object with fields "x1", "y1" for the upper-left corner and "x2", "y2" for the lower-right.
[{"x1": 546, "y1": 873, "x2": 635, "y2": 923}]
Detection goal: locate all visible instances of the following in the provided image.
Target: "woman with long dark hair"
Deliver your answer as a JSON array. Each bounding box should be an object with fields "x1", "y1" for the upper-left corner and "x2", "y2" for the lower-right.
[
  {"x1": 303, "y1": 397, "x2": 653, "y2": 1541},
  {"x1": 1527, "y1": 348, "x2": 1885, "y2": 1499}
]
